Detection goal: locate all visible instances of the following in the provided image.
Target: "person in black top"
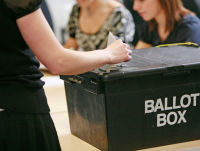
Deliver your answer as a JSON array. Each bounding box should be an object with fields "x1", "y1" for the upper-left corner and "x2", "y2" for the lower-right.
[
  {"x1": 132, "y1": 0, "x2": 200, "y2": 49},
  {"x1": 0, "y1": 0, "x2": 132, "y2": 150}
]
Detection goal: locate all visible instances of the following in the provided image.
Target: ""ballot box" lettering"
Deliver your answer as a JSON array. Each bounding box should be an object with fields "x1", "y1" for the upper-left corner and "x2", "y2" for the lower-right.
[
  {"x1": 144, "y1": 93, "x2": 199, "y2": 127},
  {"x1": 157, "y1": 110, "x2": 187, "y2": 127}
]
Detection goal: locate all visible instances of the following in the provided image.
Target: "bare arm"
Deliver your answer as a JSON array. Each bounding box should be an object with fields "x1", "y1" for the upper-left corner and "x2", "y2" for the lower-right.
[
  {"x1": 135, "y1": 40, "x2": 153, "y2": 49},
  {"x1": 63, "y1": 37, "x2": 78, "y2": 50},
  {"x1": 17, "y1": 9, "x2": 132, "y2": 75}
]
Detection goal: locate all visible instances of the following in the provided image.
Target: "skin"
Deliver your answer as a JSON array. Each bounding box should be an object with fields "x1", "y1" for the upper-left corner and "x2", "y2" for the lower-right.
[
  {"x1": 16, "y1": 9, "x2": 132, "y2": 75},
  {"x1": 133, "y1": 0, "x2": 170, "y2": 49},
  {"x1": 63, "y1": 0, "x2": 123, "y2": 50}
]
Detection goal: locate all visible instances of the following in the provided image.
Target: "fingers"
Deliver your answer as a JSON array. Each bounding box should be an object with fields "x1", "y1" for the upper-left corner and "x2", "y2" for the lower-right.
[
  {"x1": 124, "y1": 43, "x2": 132, "y2": 56},
  {"x1": 128, "y1": 49, "x2": 132, "y2": 55},
  {"x1": 125, "y1": 44, "x2": 130, "y2": 50},
  {"x1": 127, "y1": 55, "x2": 132, "y2": 61},
  {"x1": 125, "y1": 43, "x2": 132, "y2": 62},
  {"x1": 105, "y1": 40, "x2": 132, "y2": 64},
  {"x1": 120, "y1": 43, "x2": 132, "y2": 62},
  {"x1": 126, "y1": 49, "x2": 132, "y2": 61},
  {"x1": 124, "y1": 54, "x2": 132, "y2": 62}
]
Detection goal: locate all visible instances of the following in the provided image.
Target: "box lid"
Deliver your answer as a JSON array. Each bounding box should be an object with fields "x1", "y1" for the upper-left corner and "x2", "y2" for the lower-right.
[{"x1": 61, "y1": 45, "x2": 200, "y2": 82}]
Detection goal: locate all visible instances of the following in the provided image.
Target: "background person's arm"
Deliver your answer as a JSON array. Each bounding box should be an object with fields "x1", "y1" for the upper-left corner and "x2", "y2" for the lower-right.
[
  {"x1": 17, "y1": 9, "x2": 132, "y2": 75},
  {"x1": 63, "y1": 37, "x2": 78, "y2": 50},
  {"x1": 135, "y1": 40, "x2": 153, "y2": 49}
]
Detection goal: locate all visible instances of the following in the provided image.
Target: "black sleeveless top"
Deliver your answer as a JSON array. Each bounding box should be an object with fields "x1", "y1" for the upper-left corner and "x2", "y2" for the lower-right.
[{"x1": 0, "y1": 0, "x2": 50, "y2": 113}]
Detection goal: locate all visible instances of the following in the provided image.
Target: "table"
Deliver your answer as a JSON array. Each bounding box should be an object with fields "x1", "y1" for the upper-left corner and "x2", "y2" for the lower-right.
[{"x1": 59, "y1": 134, "x2": 200, "y2": 151}]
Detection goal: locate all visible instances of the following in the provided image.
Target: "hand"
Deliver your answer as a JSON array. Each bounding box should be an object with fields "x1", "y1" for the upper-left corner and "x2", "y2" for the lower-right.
[{"x1": 104, "y1": 39, "x2": 132, "y2": 64}]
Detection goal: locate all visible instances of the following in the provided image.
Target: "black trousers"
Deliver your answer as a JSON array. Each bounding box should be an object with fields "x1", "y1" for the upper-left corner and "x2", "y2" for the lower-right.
[{"x1": 0, "y1": 111, "x2": 61, "y2": 151}]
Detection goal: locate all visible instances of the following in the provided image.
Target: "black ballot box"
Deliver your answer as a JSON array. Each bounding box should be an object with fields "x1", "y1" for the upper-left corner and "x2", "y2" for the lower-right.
[{"x1": 60, "y1": 45, "x2": 200, "y2": 151}]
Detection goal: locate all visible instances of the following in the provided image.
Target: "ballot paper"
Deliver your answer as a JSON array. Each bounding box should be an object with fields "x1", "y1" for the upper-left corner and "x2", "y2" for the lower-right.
[
  {"x1": 99, "y1": 32, "x2": 121, "y2": 73},
  {"x1": 107, "y1": 31, "x2": 116, "y2": 46}
]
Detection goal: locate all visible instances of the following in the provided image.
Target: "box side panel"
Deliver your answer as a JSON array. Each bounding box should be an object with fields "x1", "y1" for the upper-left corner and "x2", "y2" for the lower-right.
[
  {"x1": 105, "y1": 70, "x2": 200, "y2": 151},
  {"x1": 64, "y1": 82, "x2": 108, "y2": 151}
]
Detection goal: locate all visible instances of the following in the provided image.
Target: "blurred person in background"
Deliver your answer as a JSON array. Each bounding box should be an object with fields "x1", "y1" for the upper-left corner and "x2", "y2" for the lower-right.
[
  {"x1": 63, "y1": 0, "x2": 135, "y2": 51},
  {"x1": 0, "y1": 0, "x2": 132, "y2": 150},
  {"x1": 123, "y1": 0, "x2": 145, "y2": 46},
  {"x1": 123, "y1": 0, "x2": 200, "y2": 47},
  {"x1": 132, "y1": 0, "x2": 200, "y2": 49}
]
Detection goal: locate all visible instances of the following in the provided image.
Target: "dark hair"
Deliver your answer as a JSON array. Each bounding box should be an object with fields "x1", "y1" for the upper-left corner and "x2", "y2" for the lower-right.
[{"x1": 149, "y1": 0, "x2": 195, "y2": 32}]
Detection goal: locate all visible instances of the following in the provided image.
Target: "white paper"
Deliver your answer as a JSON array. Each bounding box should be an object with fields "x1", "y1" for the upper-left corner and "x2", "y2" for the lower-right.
[{"x1": 107, "y1": 32, "x2": 116, "y2": 47}]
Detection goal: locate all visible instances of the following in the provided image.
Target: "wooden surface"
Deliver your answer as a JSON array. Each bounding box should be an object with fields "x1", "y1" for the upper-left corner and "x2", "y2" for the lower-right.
[
  {"x1": 41, "y1": 71, "x2": 200, "y2": 151},
  {"x1": 59, "y1": 134, "x2": 200, "y2": 151},
  {"x1": 41, "y1": 70, "x2": 54, "y2": 77},
  {"x1": 59, "y1": 134, "x2": 100, "y2": 151}
]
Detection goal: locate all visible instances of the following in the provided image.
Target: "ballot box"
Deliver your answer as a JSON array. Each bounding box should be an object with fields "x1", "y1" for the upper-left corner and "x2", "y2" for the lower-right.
[{"x1": 60, "y1": 45, "x2": 200, "y2": 151}]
